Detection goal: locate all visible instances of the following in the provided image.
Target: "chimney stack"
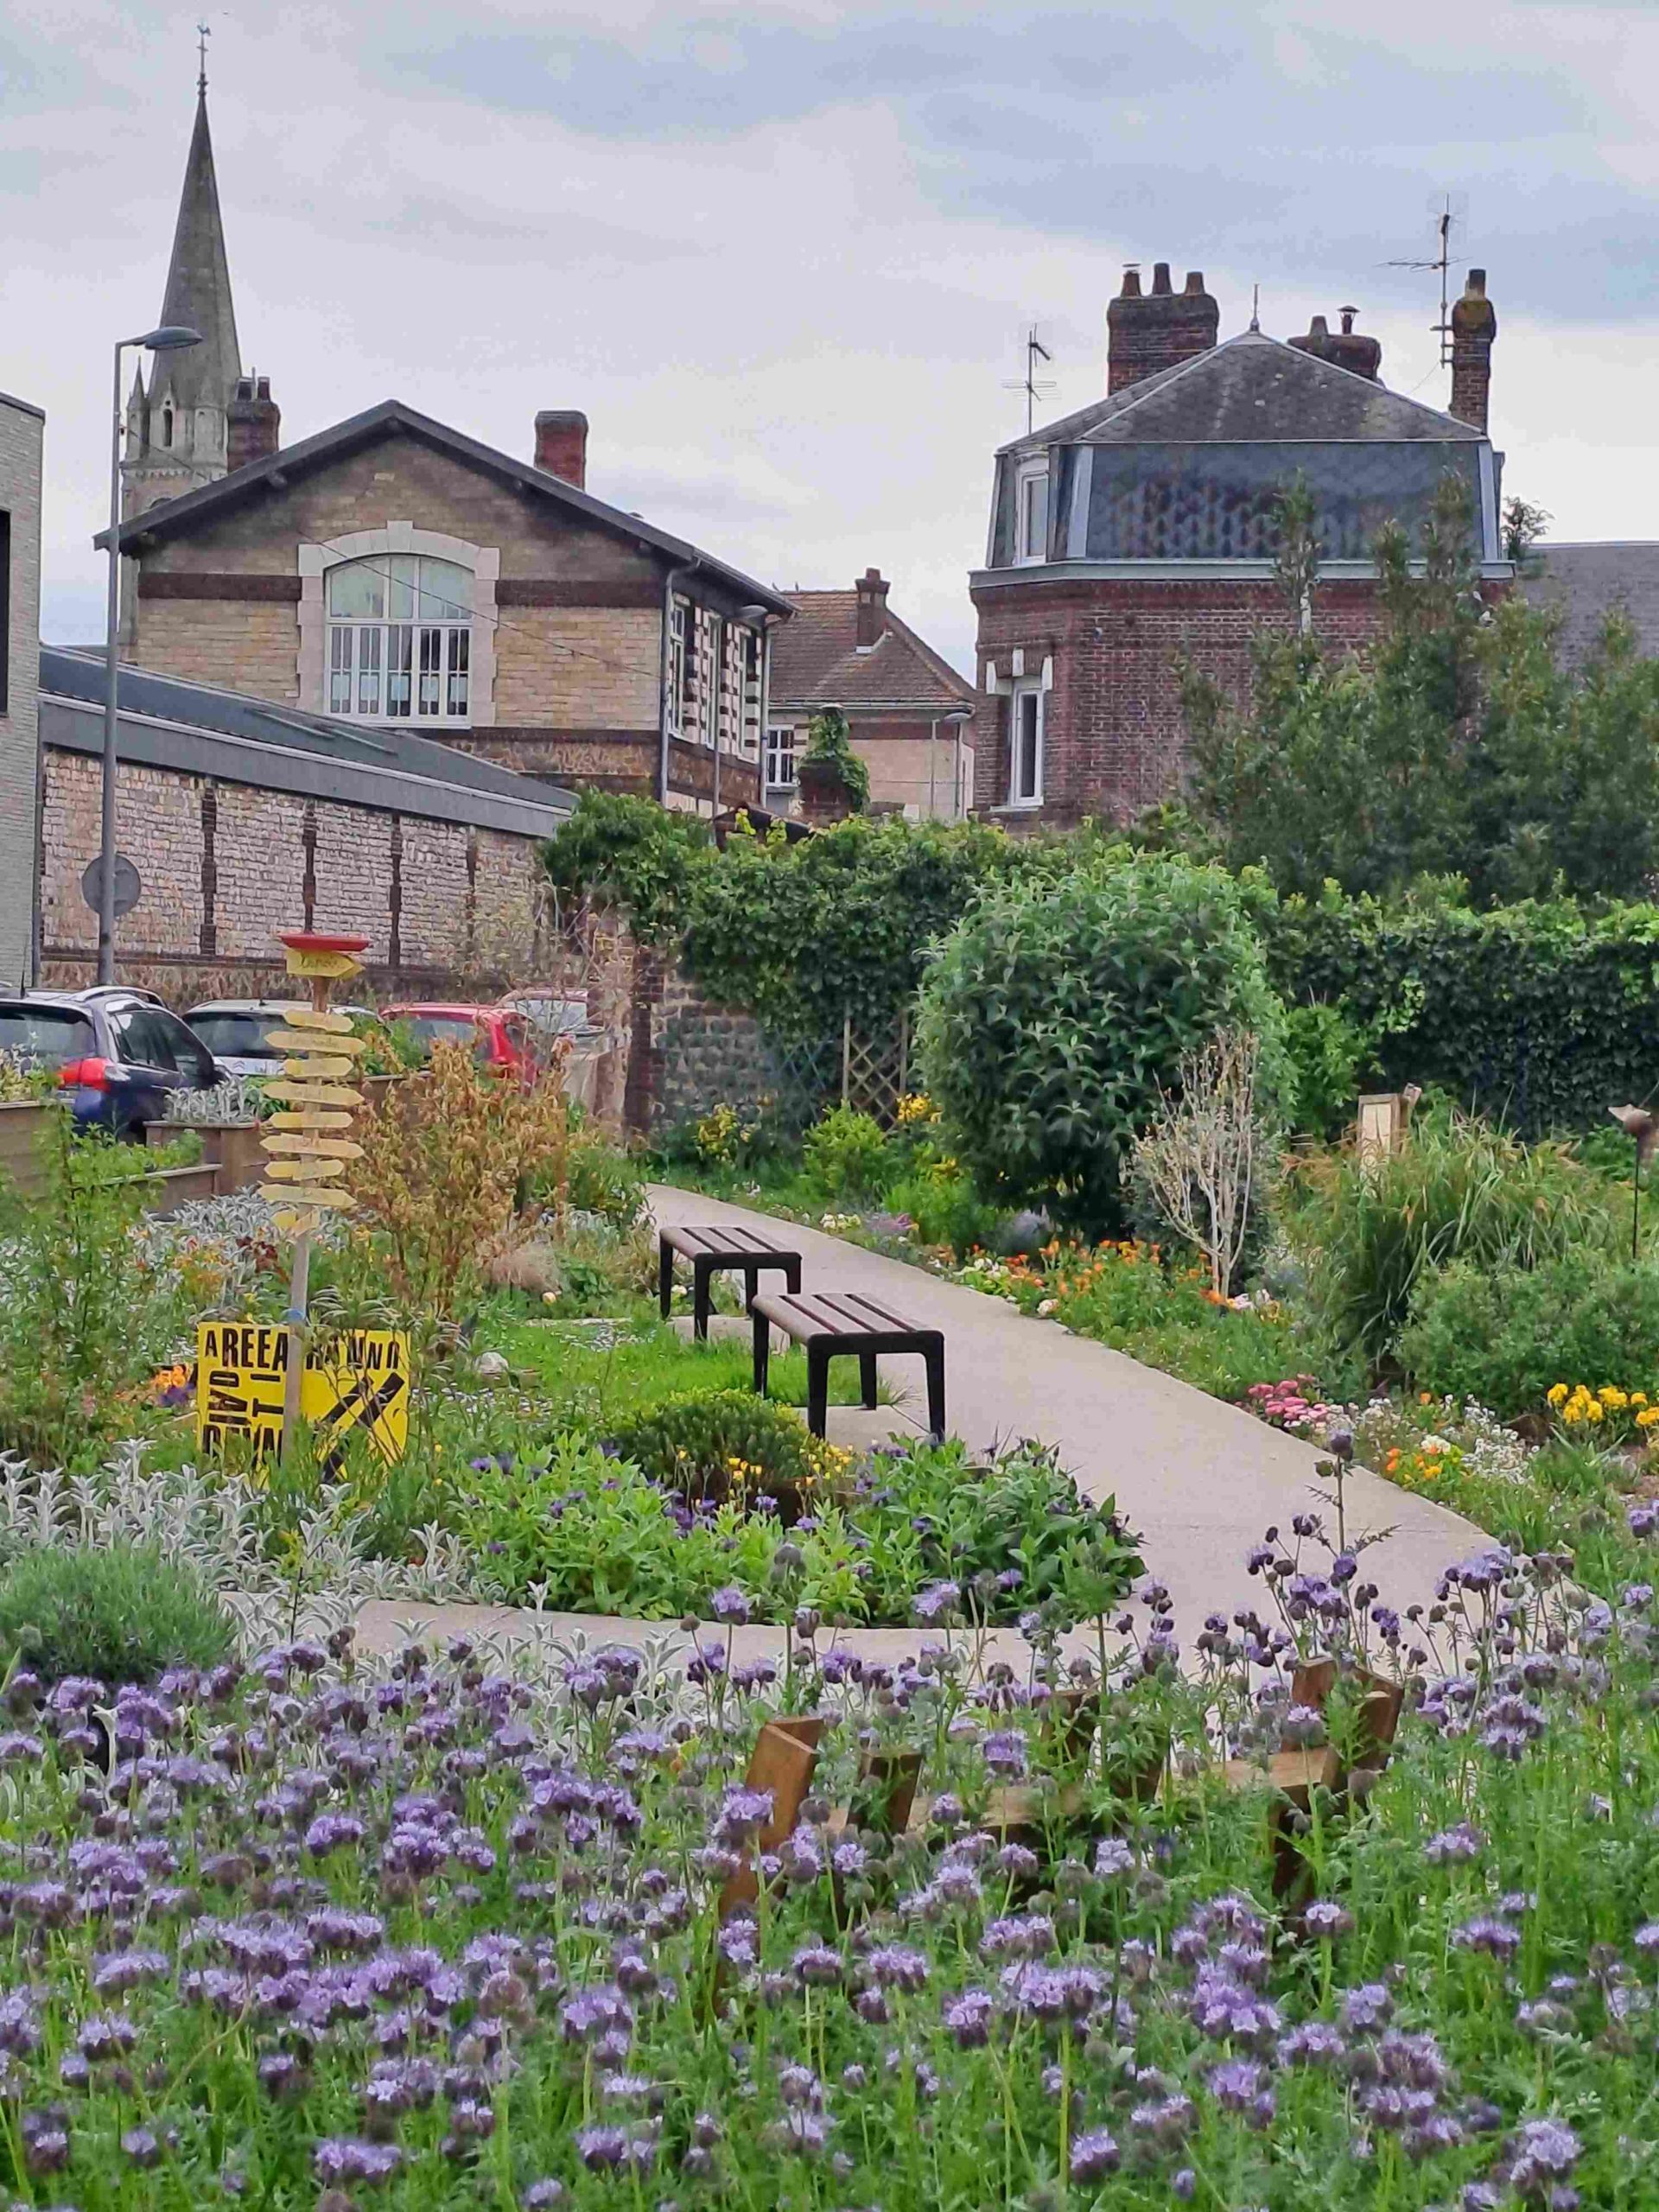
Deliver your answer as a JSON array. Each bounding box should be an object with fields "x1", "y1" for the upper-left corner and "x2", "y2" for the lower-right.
[
  {"x1": 854, "y1": 567, "x2": 890, "y2": 649},
  {"x1": 535, "y1": 409, "x2": 588, "y2": 488},
  {"x1": 1449, "y1": 270, "x2": 1496, "y2": 433},
  {"x1": 226, "y1": 373, "x2": 280, "y2": 471},
  {"x1": 1106, "y1": 264, "x2": 1219, "y2": 394},
  {"x1": 1287, "y1": 305, "x2": 1382, "y2": 382}
]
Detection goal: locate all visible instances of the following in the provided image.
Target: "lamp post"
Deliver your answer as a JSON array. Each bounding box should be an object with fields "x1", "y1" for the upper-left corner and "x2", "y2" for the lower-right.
[
  {"x1": 1608, "y1": 1103, "x2": 1657, "y2": 1261},
  {"x1": 98, "y1": 324, "x2": 201, "y2": 984}
]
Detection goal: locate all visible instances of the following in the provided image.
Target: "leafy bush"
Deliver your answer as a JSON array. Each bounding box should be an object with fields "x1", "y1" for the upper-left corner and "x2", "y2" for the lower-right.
[
  {"x1": 606, "y1": 1389, "x2": 848, "y2": 1522},
  {"x1": 803, "y1": 1105, "x2": 892, "y2": 1204},
  {"x1": 0, "y1": 1541, "x2": 234, "y2": 1687},
  {"x1": 798, "y1": 706, "x2": 870, "y2": 811},
  {"x1": 918, "y1": 853, "x2": 1289, "y2": 1236},
  {"x1": 1291, "y1": 1110, "x2": 1620, "y2": 1367},
  {"x1": 1280, "y1": 1001, "x2": 1372, "y2": 1141},
  {"x1": 1398, "y1": 1250, "x2": 1659, "y2": 1416},
  {"x1": 540, "y1": 789, "x2": 714, "y2": 944},
  {"x1": 560, "y1": 1118, "x2": 646, "y2": 1229},
  {"x1": 885, "y1": 1166, "x2": 1000, "y2": 1256}
]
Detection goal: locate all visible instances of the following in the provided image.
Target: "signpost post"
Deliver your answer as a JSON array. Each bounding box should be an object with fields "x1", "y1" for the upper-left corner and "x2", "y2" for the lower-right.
[{"x1": 260, "y1": 931, "x2": 372, "y2": 1462}]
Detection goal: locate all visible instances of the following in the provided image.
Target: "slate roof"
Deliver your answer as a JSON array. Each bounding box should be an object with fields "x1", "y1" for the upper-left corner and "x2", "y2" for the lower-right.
[
  {"x1": 99, "y1": 397, "x2": 793, "y2": 615},
  {"x1": 39, "y1": 647, "x2": 575, "y2": 838},
  {"x1": 769, "y1": 591, "x2": 974, "y2": 715},
  {"x1": 1001, "y1": 331, "x2": 1486, "y2": 457},
  {"x1": 1517, "y1": 544, "x2": 1659, "y2": 666},
  {"x1": 146, "y1": 88, "x2": 241, "y2": 420}
]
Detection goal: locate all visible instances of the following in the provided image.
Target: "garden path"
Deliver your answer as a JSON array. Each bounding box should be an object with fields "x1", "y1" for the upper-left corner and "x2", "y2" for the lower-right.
[{"x1": 646, "y1": 1184, "x2": 1489, "y2": 1634}]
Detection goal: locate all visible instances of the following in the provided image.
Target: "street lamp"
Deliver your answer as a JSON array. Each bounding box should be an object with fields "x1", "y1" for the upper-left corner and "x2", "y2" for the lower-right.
[
  {"x1": 1608, "y1": 1103, "x2": 1657, "y2": 1261},
  {"x1": 98, "y1": 323, "x2": 200, "y2": 983}
]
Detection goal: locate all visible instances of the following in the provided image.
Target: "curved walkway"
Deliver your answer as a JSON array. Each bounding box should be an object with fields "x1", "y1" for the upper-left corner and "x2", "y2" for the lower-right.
[{"x1": 648, "y1": 1184, "x2": 1485, "y2": 1631}]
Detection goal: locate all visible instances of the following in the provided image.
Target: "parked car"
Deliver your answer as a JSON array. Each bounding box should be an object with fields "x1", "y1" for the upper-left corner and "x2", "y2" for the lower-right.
[
  {"x1": 0, "y1": 988, "x2": 224, "y2": 1137},
  {"x1": 182, "y1": 1000, "x2": 377, "y2": 1077},
  {"x1": 496, "y1": 988, "x2": 595, "y2": 1044},
  {"x1": 379, "y1": 1002, "x2": 540, "y2": 1083}
]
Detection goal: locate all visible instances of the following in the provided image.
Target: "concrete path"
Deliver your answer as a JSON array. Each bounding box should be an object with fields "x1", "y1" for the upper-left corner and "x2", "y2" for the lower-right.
[{"x1": 650, "y1": 1184, "x2": 1487, "y2": 1633}]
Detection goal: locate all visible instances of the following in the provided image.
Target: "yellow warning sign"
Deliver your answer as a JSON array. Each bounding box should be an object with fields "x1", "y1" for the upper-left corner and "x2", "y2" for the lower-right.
[{"x1": 195, "y1": 1324, "x2": 410, "y2": 1468}]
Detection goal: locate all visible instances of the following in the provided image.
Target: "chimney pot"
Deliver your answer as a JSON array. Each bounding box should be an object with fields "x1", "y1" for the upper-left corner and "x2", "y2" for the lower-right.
[
  {"x1": 226, "y1": 372, "x2": 281, "y2": 471},
  {"x1": 855, "y1": 567, "x2": 891, "y2": 649},
  {"x1": 1106, "y1": 259, "x2": 1219, "y2": 394},
  {"x1": 1151, "y1": 261, "x2": 1173, "y2": 295},
  {"x1": 1339, "y1": 305, "x2": 1357, "y2": 334},
  {"x1": 535, "y1": 408, "x2": 589, "y2": 489},
  {"x1": 1119, "y1": 265, "x2": 1141, "y2": 297},
  {"x1": 1184, "y1": 270, "x2": 1205, "y2": 294}
]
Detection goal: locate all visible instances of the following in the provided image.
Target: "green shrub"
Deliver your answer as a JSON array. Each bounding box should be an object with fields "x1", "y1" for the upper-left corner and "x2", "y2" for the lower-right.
[
  {"x1": 1291, "y1": 1110, "x2": 1620, "y2": 1367},
  {"x1": 1048, "y1": 1243, "x2": 1306, "y2": 1402},
  {"x1": 885, "y1": 1168, "x2": 1000, "y2": 1256},
  {"x1": 803, "y1": 1105, "x2": 892, "y2": 1204},
  {"x1": 1280, "y1": 1001, "x2": 1372, "y2": 1141},
  {"x1": 0, "y1": 1542, "x2": 235, "y2": 1687},
  {"x1": 918, "y1": 853, "x2": 1289, "y2": 1236},
  {"x1": 562, "y1": 1120, "x2": 646, "y2": 1229},
  {"x1": 606, "y1": 1389, "x2": 846, "y2": 1520},
  {"x1": 1397, "y1": 1250, "x2": 1659, "y2": 1416}
]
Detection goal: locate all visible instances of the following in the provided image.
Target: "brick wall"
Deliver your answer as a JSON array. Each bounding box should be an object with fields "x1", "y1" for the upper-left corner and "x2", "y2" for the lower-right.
[
  {"x1": 38, "y1": 746, "x2": 548, "y2": 1006},
  {"x1": 970, "y1": 573, "x2": 1509, "y2": 828},
  {"x1": 0, "y1": 396, "x2": 43, "y2": 984},
  {"x1": 853, "y1": 715, "x2": 974, "y2": 821}
]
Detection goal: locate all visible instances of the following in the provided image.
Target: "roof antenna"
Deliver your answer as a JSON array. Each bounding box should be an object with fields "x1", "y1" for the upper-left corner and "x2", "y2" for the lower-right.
[
  {"x1": 196, "y1": 18, "x2": 211, "y2": 96},
  {"x1": 1002, "y1": 322, "x2": 1057, "y2": 435},
  {"x1": 1249, "y1": 283, "x2": 1261, "y2": 334},
  {"x1": 1386, "y1": 189, "x2": 1469, "y2": 368}
]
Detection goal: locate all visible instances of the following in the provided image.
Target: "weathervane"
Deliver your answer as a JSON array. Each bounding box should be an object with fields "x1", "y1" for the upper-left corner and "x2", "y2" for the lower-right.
[{"x1": 197, "y1": 19, "x2": 211, "y2": 95}]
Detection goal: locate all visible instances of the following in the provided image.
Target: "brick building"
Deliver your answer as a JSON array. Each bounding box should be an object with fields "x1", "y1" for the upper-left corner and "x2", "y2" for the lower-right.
[
  {"x1": 36, "y1": 647, "x2": 572, "y2": 1003},
  {"x1": 969, "y1": 264, "x2": 1512, "y2": 829},
  {"x1": 106, "y1": 84, "x2": 793, "y2": 817},
  {"x1": 1, "y1": 389, "x2": 44, "y2": 988},
  {"x1": 765, "y1": 569, "x2": 976, "y2": 821}
]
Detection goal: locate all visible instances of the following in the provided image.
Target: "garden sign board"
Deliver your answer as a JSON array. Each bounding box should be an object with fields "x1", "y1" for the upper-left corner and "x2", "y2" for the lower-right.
[{"x1": 195, "y1": 1322, "x2": 410, "y2": 1470}]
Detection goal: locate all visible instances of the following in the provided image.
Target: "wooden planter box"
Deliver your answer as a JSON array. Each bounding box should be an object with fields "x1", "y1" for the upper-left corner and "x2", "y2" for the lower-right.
[
  {"x1": 147, "y1": 1119, "x2": 265, "y2": 1193},
  {"x1": 141, "y1": 1161, "x2": 224, "y2": 1217},
  {"x1": 0, "y1": 1100, "x2": 54, "y2": 1201}
]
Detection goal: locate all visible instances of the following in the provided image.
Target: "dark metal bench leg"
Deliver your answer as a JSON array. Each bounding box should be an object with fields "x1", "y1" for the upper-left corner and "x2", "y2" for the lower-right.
[
  {"x1": 693, "y1": 1258, "x2": 714, "y2": 1342},
  {"x1": 753, "y1": 1305, "x2": 771, "y2": 1399},
  {"x1": 785, "y1": 1255, "x2": 802, "y2": 1294},
  {"x1": 658, "y1": 1236, "x2": 674, "y2": 1320},
  {"x1": 741, "y1": 1262, "x2": 761, "y2": 1312},
  {"x1": 860, "y1": 1351, "x2": 879, "y2": 1409},
  {"x1": 924, "y1": 1342, "x2": 945, "y2": 1440},
  {"x1": 807, "y1": 1346, "x2": 830, "y2": 1439}
]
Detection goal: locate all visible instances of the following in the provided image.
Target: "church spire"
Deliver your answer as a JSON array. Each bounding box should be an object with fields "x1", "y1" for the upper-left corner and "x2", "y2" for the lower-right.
[{"x1": 150, "y1": 73, "x2": 240, "y2": 418}]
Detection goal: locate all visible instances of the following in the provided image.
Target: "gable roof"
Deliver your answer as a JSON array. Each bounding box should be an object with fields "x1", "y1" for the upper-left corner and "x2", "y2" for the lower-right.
[
  {"x1": 1518, "y1": 543, "x2": 1659, "y2": 666},
  {"x1": 39, "y1": 646, "x2": 574, "y2": 840},
  {"x1": 1001, "y1": 330, "x2": 1486, "y2": 457},
  {"x1": 769, "y1": 590, "x2": 974, "y2": 715},
  {"x1": 99, "y1": 397, "x2": 794, "y2": 614}
]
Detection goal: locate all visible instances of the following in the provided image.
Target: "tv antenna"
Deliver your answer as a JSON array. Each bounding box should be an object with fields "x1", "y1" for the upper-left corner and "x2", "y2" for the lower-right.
[
  {"x1": 1386, "y1": 190, "x2": 1469, "y2": 367},
  {"x1": 1003, "y1": 323, "x2": 1056, "y2": 434}
]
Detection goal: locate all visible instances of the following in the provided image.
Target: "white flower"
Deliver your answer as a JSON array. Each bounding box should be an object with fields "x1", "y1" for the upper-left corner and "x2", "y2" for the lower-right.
[{"x1": 1037, "y1": 1299, "x2": 1057, "y2": 1317}]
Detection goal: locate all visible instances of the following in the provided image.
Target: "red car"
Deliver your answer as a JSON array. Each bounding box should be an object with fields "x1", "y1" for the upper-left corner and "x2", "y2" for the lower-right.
[{"x1": 379, "y1": 1002, "x2": 541, "y2": 1084}]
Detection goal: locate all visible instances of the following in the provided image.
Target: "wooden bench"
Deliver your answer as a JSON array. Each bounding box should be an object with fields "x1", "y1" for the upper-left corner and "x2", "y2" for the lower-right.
[
  {"x1": 750, "y1": 1287, "x2": 945, "y2": 1440},
  {"x1": 658, "y1": 1223, "x2": 803, "y2": 1342}
]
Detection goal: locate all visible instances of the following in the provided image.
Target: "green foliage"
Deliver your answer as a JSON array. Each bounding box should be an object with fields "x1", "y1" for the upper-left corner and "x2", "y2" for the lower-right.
[
  {"x1": 0, "y1": 1541, "x2": 234, "y2": 1686},
  {"x1": 802, "y1": 1104, "x2": 892, "y2": 1203},
  {"x1": 1279, "y1": 1001, "x2": 1373, "y2": 1141},
  {"x1": 1184, "y1": 476, "x2": 1659, "y2": 907},
  {"x1": 918, "y1": 853, "x2": 1289, "y2": 1236},
  {"x1": 540, "y1": 791, "x2": 713, "y2": 943},
  {"x1": 799, "y1": 707, "x2": 870, "y2": 812},
  {"x1": 1291, "y1": 1110, "x2": 1620, "y2": 1368},
  {"x1": 1265, "y1": 887, "x2": 1659, "y2": 1138},
  {"x1": 885, "y1": 1166, "x2": 1000, "y2": 1255},
  {"x1": 606, "y1": 1388, "x2": 843, "y2": 1518},
  {"x1": 560, "y1": 1118, "x2": 647, "y2": 1229},
  {"x1": 0, "y1": 1115, "x2": 183, "y2": 1467},
  {"x1": 1398, "y1": 1251, "x2": 1659, "y2": 1417},
  {"x1": 1046, "y1": 1242, "x2": 1307, "y2": 1403}
]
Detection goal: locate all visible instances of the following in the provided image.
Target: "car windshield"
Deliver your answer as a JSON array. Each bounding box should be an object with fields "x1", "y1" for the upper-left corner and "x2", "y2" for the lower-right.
[
  {"x1": 508, "y1": 997, "x2": 588, "y2": 1035},
  {"x1": 187, "y1": 1012, "x2": 283, "y2": 1058},
  {"x1": 0, "y1": 1007, "x2": 97, "y2": 1065},
  {"x1": 401, "y1": 1015, "x2": 490, "y2": 1062}
]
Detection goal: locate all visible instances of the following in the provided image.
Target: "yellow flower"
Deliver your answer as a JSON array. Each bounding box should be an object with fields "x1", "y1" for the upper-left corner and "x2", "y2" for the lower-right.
[
  {"x1": 1638, "y1": 1407, "x2": 1659, "y2": 1429},
  {"x1": 1547, "y1": 1382, "x2": 1569, "y2": 1407}
]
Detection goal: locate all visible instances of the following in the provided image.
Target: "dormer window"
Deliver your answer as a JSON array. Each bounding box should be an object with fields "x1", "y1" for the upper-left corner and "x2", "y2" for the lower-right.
[{"x1": 1016, "y1": 461, "x2": 1049, "y2": 564}]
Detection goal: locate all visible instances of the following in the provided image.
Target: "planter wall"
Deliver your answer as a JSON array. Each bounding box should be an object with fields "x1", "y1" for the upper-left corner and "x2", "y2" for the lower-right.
[
  {"x1": 0, "y1": 1101, "x2": 54, "y2": 1200},
  {"x1": 146, "y1": 1121, "x2": 266, "y2": 1194}
]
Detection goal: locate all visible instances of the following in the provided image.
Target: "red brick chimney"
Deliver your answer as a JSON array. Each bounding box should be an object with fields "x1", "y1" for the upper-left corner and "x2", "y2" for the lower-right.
[
  {"x1": 854, "y1": 567, "x2": 890, "y2": 649},
  {"x1": 534, "y1": 409, "x2": 588, "y2": 488},
  {"x1": 226, "y1": 374, "x2": 280, "y2": 470},
  {"x1": 1106, "y1": 264, "x2": 1219, "y2": 394},
  {"x1": 1449, "y1": 270, "x2": 1496, "y2": 433},
  {"x1": 1287, "y1": 305, "x2": 1382, "y2": 382}
]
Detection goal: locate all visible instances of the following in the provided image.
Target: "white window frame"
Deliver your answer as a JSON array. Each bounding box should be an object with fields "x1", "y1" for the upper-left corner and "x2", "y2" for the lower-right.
[
  {"x1": 1015, "y1": 460, "x2": 1050, "y2": 565},
  {"x1": 298, "y1": 525, "x2": 498, "y2": 728},
  {"x1": 766, "y1": 724, "x2": 798, "y2": 792},
  {"x1": 740, "y1": 628, "x2": 763, "y2": 757},
  {"x1": 324, "y1": 554, "x2": 474, "y2": 726},
  {"x1": 1007, "y1": 681, "x2": 1044, "y2": 807},
  {"x1": 668, "y1": 597, "x2": 690, "y2": 737}
]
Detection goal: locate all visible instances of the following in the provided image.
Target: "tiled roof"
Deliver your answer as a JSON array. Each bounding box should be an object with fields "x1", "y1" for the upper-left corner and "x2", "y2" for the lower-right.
[
  {"x1": 769, "y1": 591, "x2": 974, "y2": 715},
  {"x1": 1517, "y1": 543, "x2": 1659, "y2": 666},
  {"x1": 1001, "y1": 331, "x2": 1485, "y2": 457}
]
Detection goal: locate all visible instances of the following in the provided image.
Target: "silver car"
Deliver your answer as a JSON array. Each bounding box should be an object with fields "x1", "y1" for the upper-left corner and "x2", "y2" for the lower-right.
[{"x1": 183, "y1": 1000, "x2": 376, "y2": 1077}]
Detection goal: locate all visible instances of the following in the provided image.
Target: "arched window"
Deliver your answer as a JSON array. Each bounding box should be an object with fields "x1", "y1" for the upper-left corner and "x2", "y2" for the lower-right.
[
  {"x1": 161, "y1": 404, "x2": 174, "y2": 449},
  {"x1": 326, "y1": 554, "x2": 473, "y2": 722}
]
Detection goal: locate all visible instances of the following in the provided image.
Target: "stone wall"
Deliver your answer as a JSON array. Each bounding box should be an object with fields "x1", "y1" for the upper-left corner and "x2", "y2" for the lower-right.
[
  {"x1": 38, "y1": 745, "x2": 546, "y2": 1007},
  {"x1": 0, "y1": 394, "x2": 43, "y2": 985}
]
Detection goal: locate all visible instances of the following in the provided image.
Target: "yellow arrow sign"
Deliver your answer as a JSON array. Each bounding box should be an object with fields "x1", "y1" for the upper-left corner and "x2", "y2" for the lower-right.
[
  {"x1": 283, "y1": 948, "x2": 364, "y2": 980},
  {"x1": 279, "y1": 1007, "x2": 357, "y2": 1036},
  {"x1": 266, "y1": 1030, "x2": 368, "y2": 1057},
  {"x1": 280, "y1": 1055, "x2": 356, "y2": 1082},
  {"x1": 267, "y1": 1109, "x2": 355, "y2": 1132},
  {"x1": 264, "y1": 1080, "x2": 363, "y2": 1109},
  {"x1": 260, "y1": 1182, "x2": 357, "y2": 1211},
  {"x1": 263, "y1": 1156, "x2": 348, "y2": 1182},
  {"x1": 263, "y1": 1135, "x2": 364, "y2": 1160}
]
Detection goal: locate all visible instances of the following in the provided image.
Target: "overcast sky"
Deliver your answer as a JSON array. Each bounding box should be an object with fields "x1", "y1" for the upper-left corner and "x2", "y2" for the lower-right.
[{"x1": 6, "y1": 0, "x2": 1659, "y2": 674}]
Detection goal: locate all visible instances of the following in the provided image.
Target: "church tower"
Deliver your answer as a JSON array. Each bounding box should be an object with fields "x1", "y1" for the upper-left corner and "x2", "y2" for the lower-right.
[{"x1": 122, "y1": 59, "x2": 265, "y2": 520}]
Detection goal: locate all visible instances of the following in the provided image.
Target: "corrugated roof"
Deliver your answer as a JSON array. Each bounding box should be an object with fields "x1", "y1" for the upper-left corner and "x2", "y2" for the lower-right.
[
  {"x1": 98, "y1": 397, "x2": 794, "y2": 616},
  {"x1": 1002, "y1": 331, "x2": 1485, "y2": 456},
  {"x1": 1518, "y1": 543, "x2": 1659, "y2": 665},
  {"x1": 770, "y1": 590, "x2": 973, "y2": 714}
]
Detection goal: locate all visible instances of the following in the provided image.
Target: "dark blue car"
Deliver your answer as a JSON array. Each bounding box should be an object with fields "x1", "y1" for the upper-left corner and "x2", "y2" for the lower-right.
[{"x1": 0, "y1": 989, "x2": 224, "y2": 1138}]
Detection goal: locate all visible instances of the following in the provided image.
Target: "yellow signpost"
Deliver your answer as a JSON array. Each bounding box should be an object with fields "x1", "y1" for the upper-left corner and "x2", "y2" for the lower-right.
[{"x1": 195, "y1": 1322, "x2": 410, "y2": 1470}]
